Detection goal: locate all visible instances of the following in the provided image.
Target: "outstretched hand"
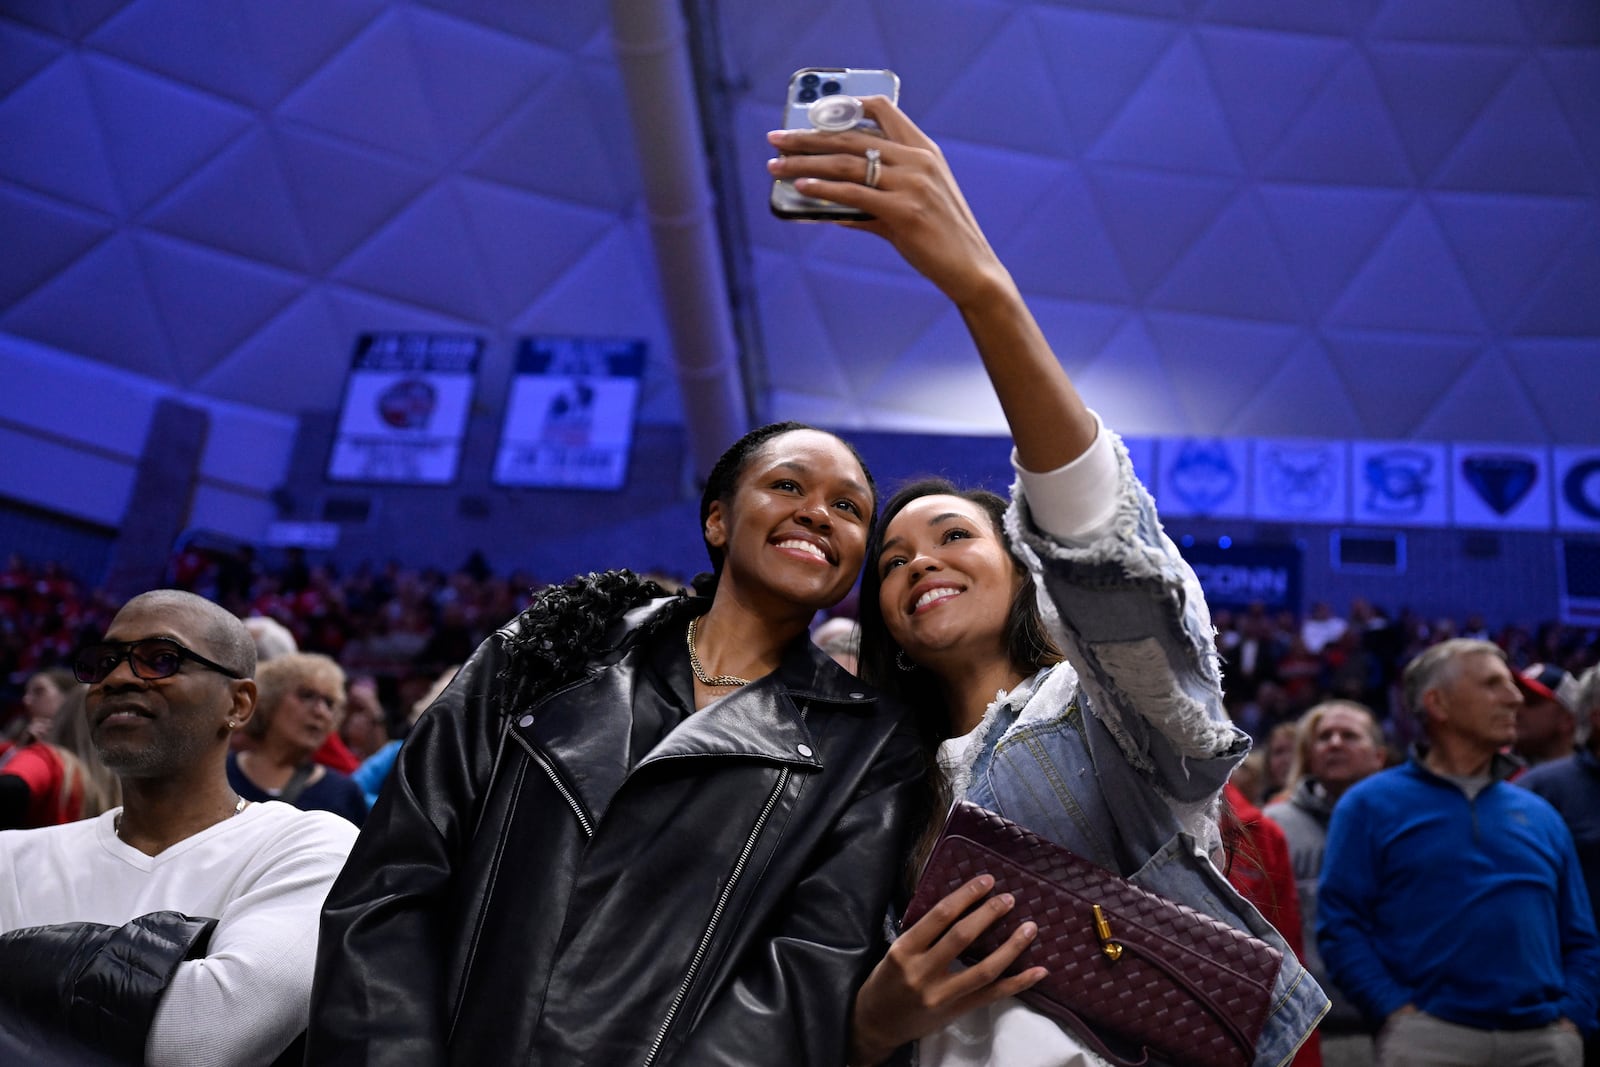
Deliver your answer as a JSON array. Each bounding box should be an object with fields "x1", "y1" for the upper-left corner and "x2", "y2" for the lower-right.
[
  {"x1": 767, "y1": 97, "x2": 1011, "y2": 310},
  {"x1": 848, "y1": 875, "x2": 1047, "y2": 1067}
]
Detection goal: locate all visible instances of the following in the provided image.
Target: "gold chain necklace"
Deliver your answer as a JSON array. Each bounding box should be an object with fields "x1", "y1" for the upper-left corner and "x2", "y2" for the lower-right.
[{"x1": 686, "y1": 616, "x2": 750, "y2": 687}]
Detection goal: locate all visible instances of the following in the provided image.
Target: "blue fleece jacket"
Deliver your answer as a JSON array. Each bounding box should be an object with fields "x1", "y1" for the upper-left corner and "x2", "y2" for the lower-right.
[{"x1": 1318, "y1": 756, "x2": 1600, "y2": 1033}]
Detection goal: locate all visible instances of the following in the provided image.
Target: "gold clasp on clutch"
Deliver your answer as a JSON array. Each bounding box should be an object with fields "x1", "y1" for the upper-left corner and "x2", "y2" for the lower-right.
[{"x1": 1092, "y1": 904, "x2": 1123, "y2": 961}]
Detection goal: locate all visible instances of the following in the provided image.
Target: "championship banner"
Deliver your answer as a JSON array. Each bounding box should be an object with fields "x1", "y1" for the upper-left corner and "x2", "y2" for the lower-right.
[
  {"x1": 1555, "y1": 447, "x2": 1600, "y2": 533},
  {"x1": 327, "y1": 333, "x2": 482, "y2": 485},
  {"x1": 1180, "y1": 542, "x2": 1303, "y2": 613},
  {"x1": 1350, "y1": 441, "x2": 1449, "y2": 527},
  {"x1": 1252, "y1": 439, "x2": 1348, "y2": 524},
  {"x1": 493, "y1": 336, "x2": 646, "y2": 490},
  {"x1": 1152, "y1": 438, "x2": 1251, "y2": 518},
  {"x1": 1450, "y1": 444, "x2": 1551, "y2": 530}
]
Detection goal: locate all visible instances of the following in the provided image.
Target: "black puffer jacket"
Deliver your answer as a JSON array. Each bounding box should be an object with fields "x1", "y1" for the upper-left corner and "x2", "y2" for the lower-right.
[{"x1": 307, "y1": 598, "x2": 923, "y2": 1066}]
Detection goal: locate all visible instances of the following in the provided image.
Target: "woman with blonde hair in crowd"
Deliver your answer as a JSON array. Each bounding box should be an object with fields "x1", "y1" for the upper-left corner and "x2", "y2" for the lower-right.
[
  {"x1": 0, "y1": 669, "x2": 97, "y2": 828},
  {"x1": 228, "y1": 652, "x2": 367, "y2": 825}
]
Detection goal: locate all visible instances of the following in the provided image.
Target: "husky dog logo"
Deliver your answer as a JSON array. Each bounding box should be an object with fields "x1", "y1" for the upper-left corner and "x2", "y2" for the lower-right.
[
  {"x1": 1463, "y1": 454, "x2": 1537, "y2": 516},
  {"x1": 1363, "y1": 450, "x2": 1433, "y2": 516},
  {"x1": 376, "y1": 379, "x2": 436, "y2": 430},
  {"x1": 1263, "y1": 447, "x2": 1335, "y2": 513},
  {"x1": 1168, "y1": 441, "x2": 1238, "y2": 513},
  {"x1": 1565, "y1": 459, "x2": 1600, "y2": 522}
]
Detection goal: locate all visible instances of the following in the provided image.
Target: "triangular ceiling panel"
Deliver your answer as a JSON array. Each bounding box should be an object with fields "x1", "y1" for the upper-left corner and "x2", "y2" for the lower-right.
[
  {"x1": 1148, "y1": 193, "x2": 1303, "y2": 321},
  {"x1": 1520, "y1": 0, "x2": 1600, "y2": 46},
  {"x1": 1025, "y1": 6, "x2": 1179, "y2": 151},
  {"x1": 1431, "y1": 192, "x2": 1593, "y2": 331},
  {"x1": 463, "y1": 64, "x2": 637, "y2": 213},
  {"x1": 1511, "y1": 219, "x2": 1600, "y2": 337},
  {"x1": 141, "y1": 128, "x2": 311, "y2": 272},
  {"x1": 271, "y1": 125, "x2": 433, "y2": 273},
  {"x1": 1321, "y1": 333, "x2": 1483, "y2": 439},
  {"x1": 1025, "y1": 296, "x2": 1128, "y2": 379},
  {"x1": 1432, "y1": 60, "x2": 1594, "y2": 196},
  {"x1": 1541, "y1": 48, "x2": 1600, "y2": 175},
  {"x1": 0, "y1": 17, "x2": 67, "y2": 96},
  {"x1": 1004, "y1": 167, "x2": 1133, "y2": 304},
  {"x1": 749, "y1": 248, "x2": 855, "y2": 407},
  {"x1": 1260, "y1": 54, "x2": 1415, "y2": 186},
  {"x1": 1366, "y1": 43, "x2": 1522, "y2": 181},
  {"x1": 1368, "y1": 0, "x2": 1531, "y2": 45},
  {"x1": 782, "y1": 263, "x2": 952, "y2": 401},
  {"x1": 1194, "y1": 25, "x2": 1347, "y2": 168},
  {"x1": 1199, "y1": 0, "x2": 1363, "y2": 36},
  {"x1": 1325, "y1": 201, "x2": 1486, "y2": 334},
  {"x1": 1257, "y1": 184, "x2": 1410, "y2": 316},
  {"x1": 0, "y1": 54, "x2": 121, "y2": 212},
  {"x1": 454, "y1": 178, "x2": 617, "y2": 322},
  {"x1": 403, "y1": 7, "x2": 558, "y2": 160},
  {"x1": 133, "y1": 233, "x2": 306, "y2": 383},
  {"x1": 1145, "y1": 312, "x2": 1303, "y2": 429},
  {"x1": 1504, "y1": 338, "x2": 1600, "y2": 443},
  {"x1": 870, "y1": 0, "x2": 1013, "y2": 106},
  {"x1": 329, "y1": 184, "x2": 491, "y2": 321},
  {"x1": 918, "y1": 14, "x2": 1078, "y2": 158},
  {"x1": 1226, "y1": 336, "x2": 1366, "y2": 437},
  {"x1": 4, "y1": 0, "x2": 131, "y2": 38},
  {"x1": 194, "y1": 289, "x2": 345, "y2": 409},
  {"x1": 1410, "y1": 347, "x2": 1549, "y2": 442},
  {"x1": 2, "y1": 232, "x2": 172, "y2": 377},
  {"x1": 1086, "y1": 35, "x2": 1242, "y2": 176},
  {"x1": 0, "y1": 187, "x2": 112, "y2": 309},
  {"x1": 1084, "y1": 165, "x2": 1234, "y2": 295},
  {"x1": 79, "y1": 53, "x2": 254, "y2": 214},
  {"x1": 87, "y1": 0, "x2": 384, "y2": 109},
  {"x1": 275, "y1": 11, "x2": 443, "y2": 163},
  {"x1": 411, "y1": 0, "x2": 611, "y2": 54},
  {"x1": 1072, "y1": 318, "x2": 1191, "y2": 436}
]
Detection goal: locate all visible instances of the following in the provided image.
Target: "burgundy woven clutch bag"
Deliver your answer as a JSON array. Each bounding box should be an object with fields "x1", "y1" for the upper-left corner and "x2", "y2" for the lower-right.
[{"x1": 903, "y1": 800, "x2": 1282, "y2": 1067}]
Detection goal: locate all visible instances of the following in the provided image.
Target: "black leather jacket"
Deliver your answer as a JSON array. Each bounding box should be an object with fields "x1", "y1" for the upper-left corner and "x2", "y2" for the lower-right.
[{"x1": 307, "y1": 600, "x2": 923, "y2": 1066}]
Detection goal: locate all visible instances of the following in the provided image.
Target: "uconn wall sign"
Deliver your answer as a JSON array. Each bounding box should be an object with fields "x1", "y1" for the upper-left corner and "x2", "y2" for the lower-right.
[{"x1": 1180, "y1": 544, "x2": 1303, "y2": 613}]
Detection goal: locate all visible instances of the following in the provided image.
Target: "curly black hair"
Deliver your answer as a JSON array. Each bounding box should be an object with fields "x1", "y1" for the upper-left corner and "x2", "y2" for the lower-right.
[{"x1": 498, "y1": 569, "x2": 688, "y2": 712}]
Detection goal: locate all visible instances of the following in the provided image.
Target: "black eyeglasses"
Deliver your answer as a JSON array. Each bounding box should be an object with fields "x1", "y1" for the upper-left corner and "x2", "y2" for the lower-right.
[{"x1": 73, "y1": 638, "x2": 245, "y2": 685}]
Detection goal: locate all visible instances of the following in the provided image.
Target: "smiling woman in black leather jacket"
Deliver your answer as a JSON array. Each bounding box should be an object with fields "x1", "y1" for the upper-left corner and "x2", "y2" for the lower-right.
[{"x1": 305, "y1": 422, "x2": 926, "y2": 1066}]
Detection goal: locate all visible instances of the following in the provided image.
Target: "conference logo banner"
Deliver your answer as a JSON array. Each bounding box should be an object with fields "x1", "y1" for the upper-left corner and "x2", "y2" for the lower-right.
[
  {"x1": 494, "y1": 336, "x2": 646, "y2": 490},
  {"x1": 327, "y1": 333, "x2": 482, "y2": 485},
  {"x1": 1450, "y1": 444, "x2": 1550, "y2": 530},
  {"x1": 1350, "y1": 441, "x2": 1449, "y2": 527},
  {"x1": 1252, "y1": 439, "x2": 1348, "y2": 524},
  {"x1": 1555, "y1": 447, "x2": 1600, "y2": 533},
  {"x1": 1180, "y1": 542, "x2": 1303, "y2": 612},
  {"x1": 1152, "y1": 438, "x2": 1250, "y2": 518}
]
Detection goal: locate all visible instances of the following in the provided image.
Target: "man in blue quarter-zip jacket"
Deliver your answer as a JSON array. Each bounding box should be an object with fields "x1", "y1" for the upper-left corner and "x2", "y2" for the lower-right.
[{"x1": 1319, "y1": 638, "x2": 1600, "y2": 1067}]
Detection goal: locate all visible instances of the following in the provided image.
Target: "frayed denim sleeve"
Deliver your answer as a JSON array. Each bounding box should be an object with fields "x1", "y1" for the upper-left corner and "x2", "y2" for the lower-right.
[{"x1": 1004, "y1": 426, "x2": 1247, "y2": 799}]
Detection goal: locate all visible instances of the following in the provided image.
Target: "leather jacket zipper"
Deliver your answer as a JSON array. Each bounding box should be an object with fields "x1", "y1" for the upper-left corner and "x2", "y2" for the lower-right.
[
  {"x1": 641, "y1": 767, "x2": 791, "y2": 1066},
  {"x1": 512, "y1": 732, "x2": 594, "y2": 838}
]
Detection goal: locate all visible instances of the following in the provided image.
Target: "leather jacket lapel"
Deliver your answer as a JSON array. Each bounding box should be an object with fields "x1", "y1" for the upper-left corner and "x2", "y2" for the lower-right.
[{"x1": 636, "y1": 675, "x2": 821, "y2": 770}]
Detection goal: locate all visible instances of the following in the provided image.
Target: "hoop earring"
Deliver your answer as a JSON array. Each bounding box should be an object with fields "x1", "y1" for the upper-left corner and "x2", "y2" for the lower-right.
[{"x1": 896, "y1": 649, "x2": 918, "y2": 672}]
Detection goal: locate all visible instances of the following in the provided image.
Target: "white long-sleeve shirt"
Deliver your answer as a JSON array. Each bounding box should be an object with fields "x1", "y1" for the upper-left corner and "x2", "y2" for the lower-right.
[{"x1": 0, "y1": 801, "x2": 356, "y2": 1066}]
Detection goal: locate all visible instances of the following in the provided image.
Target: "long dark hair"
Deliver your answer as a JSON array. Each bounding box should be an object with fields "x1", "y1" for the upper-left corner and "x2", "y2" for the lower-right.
[{"x1": 857, "y1": 477, "x2": 1064, "y2": 888}]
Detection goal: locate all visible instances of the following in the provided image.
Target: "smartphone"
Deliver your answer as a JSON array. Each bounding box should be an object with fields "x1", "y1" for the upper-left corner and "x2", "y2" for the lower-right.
[{"x1": 770, "y1": 67, "x2": 900, "y2": 222}]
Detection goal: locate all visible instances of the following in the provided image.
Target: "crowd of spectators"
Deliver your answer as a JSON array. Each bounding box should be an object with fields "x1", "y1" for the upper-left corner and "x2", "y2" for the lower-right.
[{"x1": 3, "y1": 549, "x2": 1598, "y2": 766}]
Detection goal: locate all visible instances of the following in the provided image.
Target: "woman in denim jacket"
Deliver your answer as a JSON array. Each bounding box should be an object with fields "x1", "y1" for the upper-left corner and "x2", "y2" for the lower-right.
[{"x1": 768, "y1": 100, "x2": 1327, "y2": 1066}]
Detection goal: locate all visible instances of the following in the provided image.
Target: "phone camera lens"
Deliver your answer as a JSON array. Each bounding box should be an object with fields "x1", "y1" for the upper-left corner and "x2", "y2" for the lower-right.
[
  {"x1": 821, "y1": 80, "x2": 842, "y2": 95},
  {"x1": 798, "y1": 87, "x2": 818, "y2": 103},
  {"x1": 800, "y1": 73, "x2": 820, "y2": 86}
]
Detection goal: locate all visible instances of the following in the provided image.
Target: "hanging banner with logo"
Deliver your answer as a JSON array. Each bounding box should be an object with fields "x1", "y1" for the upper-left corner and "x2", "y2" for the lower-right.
[
  {"x1": 1555, "y1": 447, "x2": 1600, "y2": 533},
  {"x1": 493, "y1": 336, "x2": 646, "y2": 490},
  {"x1": 327, "y1": 333, "x2": 482, "y2": 485},
  {"x1": 1180, "y1": 542, "x2": 1303, "y2": 612},
  {"x1": 1450, "y1": 444, "x2": 1551, "y2": 530},
  {"x1": 1153, "y1": 438, "x2": 1251, "y2": 518},
  {"x1": 1350, "y1": 441, "x2": 1449, "y2": 527},
  {"x1": 1252, "y1": 439, "x2": 1348, "y2": 523}
]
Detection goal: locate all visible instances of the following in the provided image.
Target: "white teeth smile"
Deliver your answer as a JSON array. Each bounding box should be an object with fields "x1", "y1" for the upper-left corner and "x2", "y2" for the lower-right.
[
  {"x1": 776, "y1": 539, "x2": 826, "y2": 561},
  {"x1": 915, "y1": 588, "x2": 961, "y2": 610}
]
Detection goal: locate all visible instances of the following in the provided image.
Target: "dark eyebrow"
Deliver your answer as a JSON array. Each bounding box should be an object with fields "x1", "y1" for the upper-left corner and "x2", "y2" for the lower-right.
[
  {"x1": 772, "y1": 460, "x2": 871, "y2": 502},
  {"x1": 877, "y1": 511, "x2": 969, "y2": 559}
]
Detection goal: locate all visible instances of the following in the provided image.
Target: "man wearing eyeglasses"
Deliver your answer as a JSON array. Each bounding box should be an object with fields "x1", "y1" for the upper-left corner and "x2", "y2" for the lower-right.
[{"x1": 0, "y1": 589, "x2": 357, "y2": 1066}]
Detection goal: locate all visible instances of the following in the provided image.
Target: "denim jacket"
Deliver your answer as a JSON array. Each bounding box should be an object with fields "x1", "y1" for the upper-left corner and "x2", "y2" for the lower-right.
[{"x1": 944, "y1": 431, "x2": 1327, "y2": 1067}]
